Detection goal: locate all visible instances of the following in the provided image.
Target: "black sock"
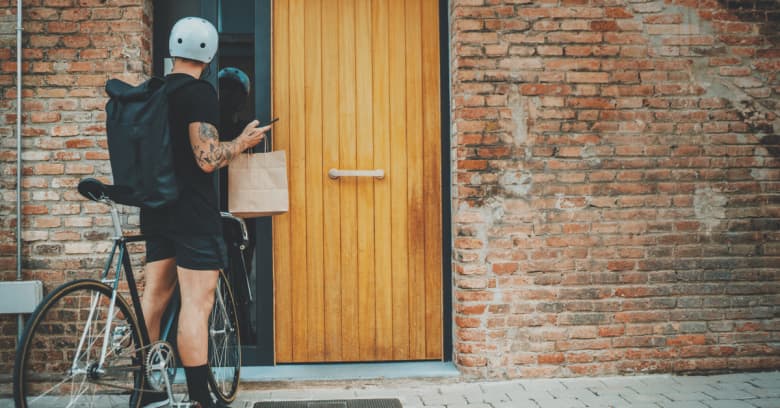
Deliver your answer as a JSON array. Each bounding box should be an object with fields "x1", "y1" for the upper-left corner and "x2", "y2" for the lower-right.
[{"x1": 184, "y1": 364, "x2": 211, "y2": 406}]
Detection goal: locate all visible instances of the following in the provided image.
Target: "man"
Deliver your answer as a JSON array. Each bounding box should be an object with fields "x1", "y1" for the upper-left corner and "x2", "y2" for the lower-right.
[{"x1": 135, "y1": 17, "x2": 271, "y2": 408}]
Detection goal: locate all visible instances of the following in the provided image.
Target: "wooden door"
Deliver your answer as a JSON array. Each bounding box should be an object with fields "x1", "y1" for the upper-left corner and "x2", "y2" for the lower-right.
[{"x1": 272, "y1": 0, "x2": 442, "y2": 362}]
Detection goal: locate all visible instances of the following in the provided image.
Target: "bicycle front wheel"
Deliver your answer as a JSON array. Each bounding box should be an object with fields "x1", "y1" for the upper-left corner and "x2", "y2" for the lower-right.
[
  {"x1": 208, "y1": 270, "x2": 241, "y2": 403},
  {"x1": 13, "y1": 279, "x2": 145, "y2": 408}
]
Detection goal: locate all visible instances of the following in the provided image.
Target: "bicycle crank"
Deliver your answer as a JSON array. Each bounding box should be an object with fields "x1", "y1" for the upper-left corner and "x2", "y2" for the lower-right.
[{"x1": 145, "y1": 341, "x2": 177, "y2": 392}]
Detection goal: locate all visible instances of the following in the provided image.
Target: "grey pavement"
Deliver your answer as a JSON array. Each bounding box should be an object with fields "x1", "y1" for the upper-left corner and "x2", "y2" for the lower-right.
[
  {"x1": 2, "y1": 371, "x2": 778, "y2": 407},
  {"x1": 233, "y1": 371, "x2": 780, "y2": 408}
]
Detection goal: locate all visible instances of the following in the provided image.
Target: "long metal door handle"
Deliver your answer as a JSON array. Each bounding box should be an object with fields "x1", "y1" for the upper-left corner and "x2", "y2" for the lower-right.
[{"x1": 328, "y1": 168, "x2": 385, "y2": 180}]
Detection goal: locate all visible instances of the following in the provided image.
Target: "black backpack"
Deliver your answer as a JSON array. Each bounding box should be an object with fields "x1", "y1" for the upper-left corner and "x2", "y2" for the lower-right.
[{"x1": 104, "y1": 76, "x2": 195, "y2": 208}]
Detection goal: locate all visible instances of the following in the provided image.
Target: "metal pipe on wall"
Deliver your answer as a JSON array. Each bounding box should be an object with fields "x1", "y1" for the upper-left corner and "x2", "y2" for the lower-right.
[{"x1": 16, "y1": 0, "x2": 24, "y2": 340}]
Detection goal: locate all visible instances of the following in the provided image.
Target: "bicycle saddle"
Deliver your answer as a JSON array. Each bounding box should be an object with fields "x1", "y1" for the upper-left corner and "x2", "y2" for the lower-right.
[{"x1": 77, "y1": 177, "x2": 126, "y2": 202}]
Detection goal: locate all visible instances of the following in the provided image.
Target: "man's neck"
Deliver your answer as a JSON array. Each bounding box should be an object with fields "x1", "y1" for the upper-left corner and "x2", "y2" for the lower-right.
[{"x1": 171, "y1": 59, "x2": 204, "y2": 79}]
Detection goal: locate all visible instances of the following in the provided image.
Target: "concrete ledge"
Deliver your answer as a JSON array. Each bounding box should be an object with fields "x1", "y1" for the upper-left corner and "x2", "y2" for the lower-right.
[{"x1": 238, "y1": 362, "x2": 461, "y2": 382}]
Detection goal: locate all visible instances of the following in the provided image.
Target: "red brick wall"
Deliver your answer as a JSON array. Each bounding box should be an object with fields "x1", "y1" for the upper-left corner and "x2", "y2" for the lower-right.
[
  {"x1": 2, "y1": 0, "x2": 779, "y2": 379},
  {"x1": 0, "y1": 0, "x2": 151, "y2": 372},
  {"x1": 450, "y1": 0, "x2": 780, "y2": 377}
]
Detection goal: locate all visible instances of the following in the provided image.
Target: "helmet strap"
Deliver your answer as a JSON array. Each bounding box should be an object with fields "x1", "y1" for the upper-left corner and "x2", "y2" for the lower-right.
[{"x1": 200, "y1": 63, "x2": 211, "y2": 80}]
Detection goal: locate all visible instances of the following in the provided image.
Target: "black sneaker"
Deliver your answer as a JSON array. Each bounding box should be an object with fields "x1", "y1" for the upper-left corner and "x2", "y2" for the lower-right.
[
  {"x1": 139, "y1": 391, "x2": 170, "y2": 408},
  {"x1": 129, "y1": 390, "x2": 170, "y2": 408},
  {"x1": 190, "y1": 397, "x2": 231, "y2": 408},
  {"x1": 129, "y1": 364, "x2": 170, "y2": 408}
]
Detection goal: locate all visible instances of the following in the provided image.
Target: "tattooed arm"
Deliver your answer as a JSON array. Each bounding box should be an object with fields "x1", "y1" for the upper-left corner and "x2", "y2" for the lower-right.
[{"x1": 188, "y1": 120, "x2": 270, "y2": 173}]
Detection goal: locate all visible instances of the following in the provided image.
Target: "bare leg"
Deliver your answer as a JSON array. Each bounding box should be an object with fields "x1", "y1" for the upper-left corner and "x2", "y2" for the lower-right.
[
  {"x1": 140, "y1": 258, "x2": 178, "y2": 342},
  {"x1": 176, "y1": 267, "x2": 218, "y2": 366}
]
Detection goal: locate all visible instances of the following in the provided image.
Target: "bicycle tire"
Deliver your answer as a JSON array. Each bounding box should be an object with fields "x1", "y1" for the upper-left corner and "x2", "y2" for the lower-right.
[
  {"x1": 13, "y1": 279, "x2": 146, "y2": 408},
  {"x1": 207, "y1": 270, "x2": 241, "y2": 403}
]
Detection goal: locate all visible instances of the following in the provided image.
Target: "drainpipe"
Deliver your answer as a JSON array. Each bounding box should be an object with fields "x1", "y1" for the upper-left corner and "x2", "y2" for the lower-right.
[{"x1": 16, "y1": 0, "x2": 23, "y2": 340}]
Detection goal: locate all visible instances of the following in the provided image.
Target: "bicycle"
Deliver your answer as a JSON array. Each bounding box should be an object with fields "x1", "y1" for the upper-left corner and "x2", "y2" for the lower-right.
[{"x1": 12, "y1": 178, "x2": 245, "y2": 407}]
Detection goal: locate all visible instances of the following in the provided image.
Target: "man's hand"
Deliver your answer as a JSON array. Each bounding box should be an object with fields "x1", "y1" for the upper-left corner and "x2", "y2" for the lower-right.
[{"x1": 236, "y1": 120, "x2": 272, "y2": 150}]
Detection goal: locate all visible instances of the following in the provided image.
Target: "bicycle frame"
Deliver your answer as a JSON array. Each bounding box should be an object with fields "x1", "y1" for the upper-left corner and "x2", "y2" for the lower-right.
[
  {"x1": 65, "y1": 193, "x2": 246, "y2": 398},
  {"x1": 69, "y1": 233, "x2": 153, "y2": 375},
  {"x1": 74, "y1": 231, "x2": 243, "y2": 377}
]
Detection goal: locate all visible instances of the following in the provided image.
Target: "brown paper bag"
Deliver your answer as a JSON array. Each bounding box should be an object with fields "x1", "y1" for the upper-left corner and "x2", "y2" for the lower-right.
[{"x1": 228, "y1": 149, "x2": 289, "y2": 218}]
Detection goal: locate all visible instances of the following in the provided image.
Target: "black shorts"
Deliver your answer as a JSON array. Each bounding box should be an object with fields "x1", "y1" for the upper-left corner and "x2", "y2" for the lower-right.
[{"x1": 146, "y1": 233, "x2": 228, "y2": 271}]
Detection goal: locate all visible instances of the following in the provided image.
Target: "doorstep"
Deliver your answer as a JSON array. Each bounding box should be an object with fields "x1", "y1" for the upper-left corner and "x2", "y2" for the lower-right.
[{"x1": 240, "y1": 362, "x2": 460, "y2": 381}]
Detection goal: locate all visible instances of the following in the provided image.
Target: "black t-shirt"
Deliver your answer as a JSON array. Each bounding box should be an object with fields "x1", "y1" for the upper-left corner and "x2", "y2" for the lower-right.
[{"x1": 140, "y1": 73, "x2": 221, "y2": 235}]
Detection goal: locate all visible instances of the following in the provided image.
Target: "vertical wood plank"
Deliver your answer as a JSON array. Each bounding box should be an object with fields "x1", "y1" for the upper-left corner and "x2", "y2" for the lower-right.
[
  {"x1": 371, "y1": 0, "x2": 394, "y2": 362},
  {"x1": 304, "y1": 0, "x2": 325, "y2": 361},
  {"x1": 404, "y1": 0, "x2": 426, "y2": 361},
  {"x1": 355, "y1": 0, "x2": 377, "y2": 362},
  {"x1": 339, "y1": 0, "x2": 360, "y2": 362},
  {"x1": 272, "y1": 0, "x2": 292, "y2": 363},
  {"x1": 421, "y1": 0, "x2": 443, "y2": 360},
  {"x1": 388, "y1": 0, "x2": 410, "y2": 360},
  {"x1": 321, "y1": 0, "x2": 343, "y2": 362},
  {"x1": 288, "y1": 0, "x2": 308, "y2": 362}
]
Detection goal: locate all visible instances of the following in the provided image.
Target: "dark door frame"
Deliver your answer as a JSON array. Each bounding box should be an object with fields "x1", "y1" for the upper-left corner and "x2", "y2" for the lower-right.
[{"x1": 253, "y1": 0, "x2": 453, "y2": 365}]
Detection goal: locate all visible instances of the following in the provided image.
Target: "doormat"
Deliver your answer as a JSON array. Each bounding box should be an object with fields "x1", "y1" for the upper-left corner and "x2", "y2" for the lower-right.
[{"x1": 254, "y1": 399, "x2": 402, "y2": 408}]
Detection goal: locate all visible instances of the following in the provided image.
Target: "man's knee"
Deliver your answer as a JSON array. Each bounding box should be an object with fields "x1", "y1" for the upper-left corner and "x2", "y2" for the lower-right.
[{"x1": 177, "y1": 267, "x2": 218, "y2": 313}]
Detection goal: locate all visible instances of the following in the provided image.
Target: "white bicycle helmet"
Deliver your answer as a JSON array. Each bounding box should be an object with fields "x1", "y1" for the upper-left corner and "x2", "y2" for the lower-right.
[{"x1": 169, "y1": 17, "x2": 218, "y2": 63}]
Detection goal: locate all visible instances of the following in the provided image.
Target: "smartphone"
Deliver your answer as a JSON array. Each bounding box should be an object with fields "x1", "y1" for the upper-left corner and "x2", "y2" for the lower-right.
[{"x1": 261, "y1": 117, "x2": 279, "y2": 127}]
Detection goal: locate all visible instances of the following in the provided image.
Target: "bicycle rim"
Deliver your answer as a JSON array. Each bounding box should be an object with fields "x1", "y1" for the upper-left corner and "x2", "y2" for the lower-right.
[
  {"x1": 208, "y1": 271, "x2": 241, "y2": 403},
  {"x1": 13, "y1": 279, "x2": 145, "y2": 408}
]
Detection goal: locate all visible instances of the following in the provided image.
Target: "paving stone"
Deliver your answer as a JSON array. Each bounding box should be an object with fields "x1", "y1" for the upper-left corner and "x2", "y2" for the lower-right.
[
  {"x1": 548, "y1": 387, "x2": 597, "y2": 399},
  {"x1": 480, "y1": 381, "x2": 526, "y2": 393},
  {"x1": 464, "y1": 391, "x2": 511, "y2": 404},
  {"x1": 702, "y1": 400, "x2": 757, "y2": 408},
  {"x1": 621, "y1": 391, "x2": 670, "y2": 404},
  {"x1": 519, "y1": 379, "x2": 569, "y2": 392},
  {"x1": 559, "y1": 378, "x2": 608, "y2": 389},
  {"x1": 507, "y1": 390, "x2": 552, "y2": 401},
  {"x1": 663, "y1": 392, "x2": 714, "y2": 401},
  {"x1": 574, "y1": 394, "x2": 631, "y2": 407},
  {"x1": 587, "y1": 386, "x2": 639, "y2": 397},
  {"x1": 703, "y1": 389, "x2": 755, "y2": 400},
  {"x1": 749, "y1": 378, "x2": 780, "y2": 389},
  {"x1": 616, "y1": 404, "x2": 662, "y2": 408},
  {"x1": 742, "y1": 388, "x2": 780, "y2": 398},
  {"x1": 419, "y1": 393, "x2": 467, "y2": 405},
  {"x1": 670, "y1": 384, "x2": 723, "y2": 393},
  {"x1": 631, "y1": 384, "x2": 681, "y2": 395},
  {"x1": 749, "y1": 398, "x2": 780, "y2": 408},
  {"x1": 531, "y1": 397, "x2": 587, "y2": 407},
  {"x1": 657, "y1": 401, "x2": 709, "y2": 408},
  {"x1": 708, "y1": 374, "x2": 757, "y2": 383},
  {"x1": 404, "y1": 405, "x2": 443, "y2": 408},
  {"x1": 438, "y1": 383, "x2": 483, "y2": 395},
  {"x1": 492, "y1": 399, "x2": 539, "y2": 408}
]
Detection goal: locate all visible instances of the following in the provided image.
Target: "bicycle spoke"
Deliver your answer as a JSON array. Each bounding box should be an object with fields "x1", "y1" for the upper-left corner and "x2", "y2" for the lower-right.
[
  {"x1": 15, "y1": 281, "x2": 144, "y2": 408},
  {"x1": 207, "y1": 272, "x2": 240, "y2": 403}
]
